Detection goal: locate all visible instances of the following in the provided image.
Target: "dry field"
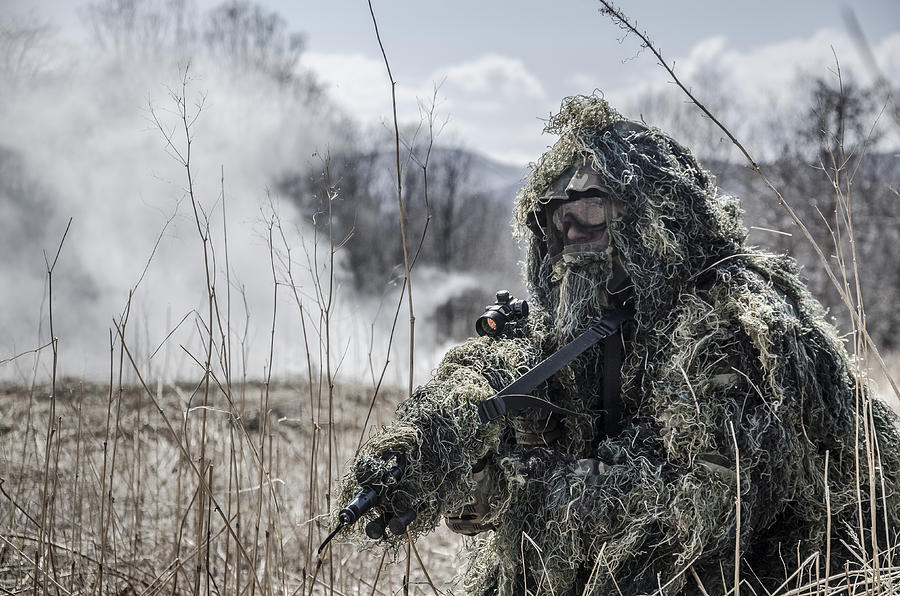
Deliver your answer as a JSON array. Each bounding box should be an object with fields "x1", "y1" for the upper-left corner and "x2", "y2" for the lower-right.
[
  {"x1": 4, "y1": 362, "x2": 900, "y2": 595},
  {"x1": 0, "y1": 378, "x2": 468, "y2": 595}
]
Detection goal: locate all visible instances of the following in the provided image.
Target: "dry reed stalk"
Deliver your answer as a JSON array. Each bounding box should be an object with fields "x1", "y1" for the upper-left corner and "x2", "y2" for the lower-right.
[{"x1": 367, "y1": 0, "x2": 416, "y2": 402}]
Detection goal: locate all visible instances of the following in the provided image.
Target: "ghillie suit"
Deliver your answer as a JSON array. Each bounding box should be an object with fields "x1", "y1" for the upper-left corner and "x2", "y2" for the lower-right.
[{"x1": 337, "y1": 95, "x2": 900, "y2": 595}]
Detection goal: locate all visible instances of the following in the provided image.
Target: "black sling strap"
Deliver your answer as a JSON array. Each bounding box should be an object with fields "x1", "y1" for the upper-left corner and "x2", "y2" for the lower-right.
[
  {"x1": 602, "y1": 325, "x2": 625, "y2": 437},
  {"x1": 477, "y1": 307, "x2": 633, "y2": 425}
]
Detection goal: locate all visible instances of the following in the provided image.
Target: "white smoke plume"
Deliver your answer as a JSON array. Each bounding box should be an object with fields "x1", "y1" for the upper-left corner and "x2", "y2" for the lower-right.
[{"x1": 0, "y1": 17, "x2": 476, "y2": 388}]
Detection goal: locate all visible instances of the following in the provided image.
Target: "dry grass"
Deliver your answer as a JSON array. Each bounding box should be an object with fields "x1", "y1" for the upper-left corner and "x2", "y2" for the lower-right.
[
  {"x1": 2, "y1": 362, "x2": 900, "y2": 595},
  {"x1": 0, "y1": 378, "x2": 468, "y2": 594}
]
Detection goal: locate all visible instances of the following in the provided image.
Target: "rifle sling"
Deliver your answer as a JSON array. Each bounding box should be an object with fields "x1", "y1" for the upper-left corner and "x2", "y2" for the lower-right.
[
  {"x1": 477, "y1": 307, "x2": 633, "y2": 425},
  {"x1": 602, "y1": 324, "x2": 624, "y2": 437}
]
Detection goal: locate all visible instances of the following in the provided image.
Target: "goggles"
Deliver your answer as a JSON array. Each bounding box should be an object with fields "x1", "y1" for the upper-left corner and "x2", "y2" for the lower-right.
[{"x1": 545, "y1": 195, "x2": 624, "y2": 256}]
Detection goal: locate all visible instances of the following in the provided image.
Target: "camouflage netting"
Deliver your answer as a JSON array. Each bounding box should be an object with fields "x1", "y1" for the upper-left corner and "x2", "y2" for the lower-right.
[{"x1": 336, "y1": 94, "x2": 900, "y2": 595}]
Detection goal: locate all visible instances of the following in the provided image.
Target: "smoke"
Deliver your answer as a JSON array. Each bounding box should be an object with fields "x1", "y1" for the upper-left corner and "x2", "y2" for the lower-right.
[{"x1": 0, "y1": 22, "x2": 478, "y2": 388}]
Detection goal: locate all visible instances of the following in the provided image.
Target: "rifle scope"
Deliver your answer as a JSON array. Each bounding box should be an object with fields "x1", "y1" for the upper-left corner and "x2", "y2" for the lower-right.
[{"x1": 476, "y1": 290, "x2": 528, "y2": 337}]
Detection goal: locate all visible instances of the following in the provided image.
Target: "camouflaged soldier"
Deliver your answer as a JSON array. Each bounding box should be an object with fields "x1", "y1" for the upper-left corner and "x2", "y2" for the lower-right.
[{"x1": 337, "y1": 94, "x2": 900, "y2": 595}]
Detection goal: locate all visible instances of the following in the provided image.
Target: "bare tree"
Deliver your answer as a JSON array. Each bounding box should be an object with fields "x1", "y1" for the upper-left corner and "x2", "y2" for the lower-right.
[
  {"x1": 0, "y1": 18, "x2": 55, "y2": 86},
  {"x1": 81, "y1": 0, "x2": 195, "y2": 57},
  {"x1": 202, "y1": 0, "x2": 305, "y2": 81},
  {"x1": 280, "y1": 141, "x2": 516, "y2": 340},
  {"x1": 725, "y1": 75, "x2": 900, "y2": 349},
  {"x1": 80, "y1": 0, "x2": 311, "y2": 89}
]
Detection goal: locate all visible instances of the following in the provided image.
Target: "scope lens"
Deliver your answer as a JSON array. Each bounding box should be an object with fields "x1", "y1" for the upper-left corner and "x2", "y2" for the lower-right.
[{"x1": 476, "y1": 312, "x2": 505, "y2": 337}]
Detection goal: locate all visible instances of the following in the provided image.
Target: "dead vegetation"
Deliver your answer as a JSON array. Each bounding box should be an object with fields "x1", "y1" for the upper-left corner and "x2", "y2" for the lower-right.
[
  {"x1": 0, "y1": 378, "x2": 468, "y2": 594},
  {"x1": 1, "y1": 2, "x2": 899, "y2": 595}
]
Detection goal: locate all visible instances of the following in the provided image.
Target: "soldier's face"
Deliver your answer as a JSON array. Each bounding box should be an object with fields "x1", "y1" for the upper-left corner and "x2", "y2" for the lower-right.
[
  {"x1": 544, "y1": 193, "x2": 631, "y2": 339},
  {"x1": 549, "y1": 195, "x2": 624, "y2": 249}
]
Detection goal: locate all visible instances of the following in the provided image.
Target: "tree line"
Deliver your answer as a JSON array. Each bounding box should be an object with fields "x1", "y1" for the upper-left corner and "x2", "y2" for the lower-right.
[{"x1": 284, "y1": 73, "x2": 899, "y2": 350}]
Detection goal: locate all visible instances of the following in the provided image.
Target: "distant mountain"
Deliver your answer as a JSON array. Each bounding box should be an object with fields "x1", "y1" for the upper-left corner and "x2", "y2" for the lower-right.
[
  {"x1": 423, "y1": 146, "x2": 528, "y2": 206},
  {"x1": 464, "y1": 151, "x2": 529, "y2": 201}
]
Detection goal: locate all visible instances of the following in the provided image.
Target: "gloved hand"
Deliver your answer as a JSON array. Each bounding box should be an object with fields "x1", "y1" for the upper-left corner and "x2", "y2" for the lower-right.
[
  {"x1": 340, "y1": 450, "x2": 416, "y2": 539},
  {"x1": 445, "y1": 446, "x2": 613, "y2": 537},
  {"x1": 445, "y1": 457, "x2": 499, "y2": 535}
]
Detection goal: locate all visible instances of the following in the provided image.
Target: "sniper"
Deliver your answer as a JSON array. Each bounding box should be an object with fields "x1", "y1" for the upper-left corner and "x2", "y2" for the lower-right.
[{"x1": 328, "y1": 94, "x2": 900, "y2": 595}]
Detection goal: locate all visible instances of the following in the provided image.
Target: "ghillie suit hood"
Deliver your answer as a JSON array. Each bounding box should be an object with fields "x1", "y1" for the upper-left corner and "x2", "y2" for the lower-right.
[
  {"x1": 515, "y1": 95, "x2": 746, "y2": 325},
  {"x1": 337, "y1": 95, "x2": 900, "y2": 595}
]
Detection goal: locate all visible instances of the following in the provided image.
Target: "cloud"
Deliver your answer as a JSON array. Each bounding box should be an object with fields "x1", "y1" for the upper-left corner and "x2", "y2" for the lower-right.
[
  {"x1": 442, "y1": 54, "x2": 546, "y2": 101},
  {"x1": 300, "y1": 29, "x2": 900, "y2": 171},
  {"x1": 299, "y1": 51, "x2": 552, "y2": 165},
  {"x1": 573, "y1": 28, "x2": 900, "y2": 108},
  {"x1": 871, "y1": 32, "x2": 900, "y2": 82},
  {"x1": 299, "y1": 51, "x2": 393, "y2": 121},
  {"x1": 679, "y1": 29, "x2": 898, "y2": 105},
  {"x1": 592, "y1": 29, "x2": 900, "y2": 161},
  {"x1": 301, "y1": 51, "x2": 548, "y2": 116},
  {"x1": 566, "y1": 72, "x2": 601, "y2": 93}
]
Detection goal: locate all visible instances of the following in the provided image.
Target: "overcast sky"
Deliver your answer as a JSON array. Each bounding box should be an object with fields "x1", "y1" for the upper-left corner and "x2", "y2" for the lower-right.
[{"x1": 7, "y1": 0, "x2": 900, "y2": 165}]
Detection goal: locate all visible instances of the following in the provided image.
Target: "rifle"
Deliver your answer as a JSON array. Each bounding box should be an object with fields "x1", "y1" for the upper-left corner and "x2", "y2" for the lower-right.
[
  {"x1": 317, "y1": 451, "x2": 409, "y2": 554},
  {"x1": 317, "y1": 293, "x2": 631, "y2": 554}
]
